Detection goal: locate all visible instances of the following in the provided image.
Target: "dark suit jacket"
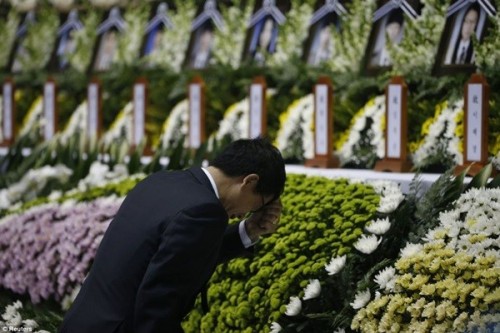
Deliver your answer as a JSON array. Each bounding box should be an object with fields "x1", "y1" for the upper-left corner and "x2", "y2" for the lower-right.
[
  {"x1": 59, "y1": 167, "x2": 249, "y2": 333},
  {"x1": 451, "y1": 39, "x2": 474, "y2": 64}
]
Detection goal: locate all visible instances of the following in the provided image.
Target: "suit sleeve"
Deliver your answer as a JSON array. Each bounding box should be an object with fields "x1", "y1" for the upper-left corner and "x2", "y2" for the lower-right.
[
  {"x1": 133, "y1": 203, "x2": 226, "y2": 332},
  {"x1": 217, "y1": 223, "x2": 253, "y2": 263}
]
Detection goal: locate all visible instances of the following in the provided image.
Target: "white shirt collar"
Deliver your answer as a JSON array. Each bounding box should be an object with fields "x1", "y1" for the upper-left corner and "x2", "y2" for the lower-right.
[{"x1": 201, "y1": 167, "x2": 220, "y2": 199}]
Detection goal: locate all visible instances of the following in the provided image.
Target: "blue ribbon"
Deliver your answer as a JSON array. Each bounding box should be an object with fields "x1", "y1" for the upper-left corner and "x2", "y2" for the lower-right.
[
  {"x1": 96, "y1": 7, "x2": 126, "y2": 35},
  {"x1": 15, "y1": 11, "x2": 36, "y2": 38},
  {"x1": 57, "y1": 9, "x2": 84, "y2": 36},
  {"x1": 446, "y1": 0, "x2": 496, "y2": 17},
  {"x1": 146, "y1": 2, "x2": 174, "y2": 33},
  {"x1": 191, "y1": 0, "x2": 225, "y2": 31},
  {"x1": 248, "y1": 0, "x2": 286, "y2": 27},
  {"x1": 310, "y1": 0, "x2": 347, "y2": 26},
  {"x1": 373, "y1": 0, "x2": 419, "y2": 22}
]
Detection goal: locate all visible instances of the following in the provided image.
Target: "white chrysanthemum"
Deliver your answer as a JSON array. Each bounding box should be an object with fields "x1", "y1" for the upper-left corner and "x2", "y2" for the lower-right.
[
  {"x1": 413, "y1": 99, "x2": 463, "y2": 167},
  {"x1": 350, "y1": 289, "x2": 371, "y2": 309},
  {"x1": 325, "y1": 255, "x2": 346, "y2": 275},
  {"x1": 333, "y1": 328, "x2": 346, "y2": 333},
  {"x1": 354, "y1": 234, "x2": 382, "y2": 254},
  {"x1": 158, "y1": 99, "x2": 189, "y2": 151},
  {"x1": 270, "y1": 322, "x2": 282, "y2": 333},
  {"x1": 368, "y1": 180, "x2": 404, "y2": 214},
  {"x1": 303, "y1": 279, "x2": 321, "y2": 300},
  {"x1": 374, "y1": 266, "x2": 396, "y2": 291},
  {"x1": 276, "y1": 94, "x2": 314, "y2": 160},
  {"x1": 337, "y1": 95, "x2": 386, "y2": 164},
  {"x1": 21, "y1": 319, "x2": 38, "y2": 329},
  {"x1": 365, "y1": 217, "x2": 391, "y2": 235},
  {"x1": 399, "y1": 243, "x2": 423, "y2": 259},
  {"x1": 0, "y1": 164, "x2": 72, "y2": 209},
  {"x1": 285, "y1": 296, "x2": 302, "y2": 316}
]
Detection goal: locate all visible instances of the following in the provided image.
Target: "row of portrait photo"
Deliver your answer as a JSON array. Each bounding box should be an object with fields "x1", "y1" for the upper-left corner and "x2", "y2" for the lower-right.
[{"x1": 2, "y1": 0, "x2": 497, "y2": 76}]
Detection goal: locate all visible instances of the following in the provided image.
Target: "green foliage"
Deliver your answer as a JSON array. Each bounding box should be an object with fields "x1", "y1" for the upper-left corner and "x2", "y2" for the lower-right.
[{"x1": 183, "y1": 175, "x2": 381, "y2": 333}]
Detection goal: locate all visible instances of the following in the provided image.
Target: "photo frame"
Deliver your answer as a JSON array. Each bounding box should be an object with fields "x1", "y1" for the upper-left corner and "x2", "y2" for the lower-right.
[
  {"x1": 242, "y1": 0, "x2": 290, "y2": 66},
  {"x1": 89, "y1": 7, "x2": 125, "y2": 73},
  {"x1": 432, "y1": 0, "x2": 496, "y2": 76},
  {"x1": 361, "y1": 0, "x2": 421, "y2": 76},
  {"x1": 48, "y1": 9, "x2": 83, "y2": 72},
  {"x1": 303, "y1": 0, "x2": 347, "y2": 66},
  {"x1": 184, "y1": 0, "x2": 224, "y2": 69},
  {"x1": 141, "y1": 2, "x2": 174, "y2": 60}
]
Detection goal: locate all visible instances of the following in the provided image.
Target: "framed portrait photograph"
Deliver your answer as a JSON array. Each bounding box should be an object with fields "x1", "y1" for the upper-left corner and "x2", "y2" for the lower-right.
[
  {"x1": 8, "y1": 11, "x2": 36, "y2": 73},
  {"x1": 187, "y1": 21, "x2": 215, "y2": 69},
  {"x1": 303, "y1": 0, "x2": 347, "y2": 67},
  {"x1": 433, "y1": 0, "x2": 496, "y2": 75},
  {"x1": 242, "y1": 0, "x2": 290, "y2": 66},
  {"x1": 141, "y1": 2, "x2": 174, "y2": 60},
  {"x1": 90, "y1": 7, "x2": 125, "y2": 73},
  {"x1": 361, "y1": 0, "x2": 420, "y2": 76},
  {"x1": 48, "y1": 9, "x2": 83, "y2": 71},
  {"x1": 184, "y1": 0, "x2": 225, "y2": 69}
]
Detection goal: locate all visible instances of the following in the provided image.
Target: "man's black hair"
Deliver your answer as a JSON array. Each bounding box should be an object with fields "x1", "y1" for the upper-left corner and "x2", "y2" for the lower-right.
[{"x1": 210, "y1": 137, "x2": 286, "y2": 200}]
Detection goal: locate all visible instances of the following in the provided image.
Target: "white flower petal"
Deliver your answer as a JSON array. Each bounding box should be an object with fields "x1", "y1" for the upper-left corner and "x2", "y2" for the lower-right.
[
  {"x1": 285, "y1": 296, "x2": 302, "y2": 316},
  {"x1": 325, "y1": 255, "x2": 346, "y2": 275}
]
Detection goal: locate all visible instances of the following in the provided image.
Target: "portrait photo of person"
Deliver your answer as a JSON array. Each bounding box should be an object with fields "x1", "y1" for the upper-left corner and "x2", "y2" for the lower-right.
[
  {"x1": 189, "y1": 22, "x2": 215, "y2": 69},
  {"x1": 307, "y1": 15, "x2": 338, "y2": 66},
  {"x1": 143, "y1": 26, "x2": 165, "y2": 58},
  {"x1": 370, "y1": 8, "x2": 404, "y2": 67},
  {"x1": 94, "y1": 29, "x2": 119, "y2": 72},
  {"x1": 444, "y1": 3, "x2": 485, "y2": 65},
  {"x1": 56, "y1": 29, "x2": 77, "y2": 70},
  {"x1": 248, "y1": 16, "x2": 278, "y2": 66}
]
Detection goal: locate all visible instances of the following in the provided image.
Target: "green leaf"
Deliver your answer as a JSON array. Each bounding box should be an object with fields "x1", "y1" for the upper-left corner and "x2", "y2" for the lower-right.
[
  {"x1": 486, "y1": 174, "x2": 500, "y2": 188},
  {"x1": 465, "y1": 163, "x2": 492, "y2": 191}
]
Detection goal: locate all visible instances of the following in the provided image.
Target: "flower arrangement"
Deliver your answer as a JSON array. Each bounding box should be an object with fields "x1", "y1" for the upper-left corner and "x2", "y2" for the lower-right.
[
  {"x1": 66, "y1": 9, "x2": 99, "y2": 72},
  {"x1": 352, "y1": 187, "x2": 500, "y2": 332},
  {"x1": 143, "y1": 1, "x2": 195, "y2": 71},
  {"x1": 210, "y1": 96, "x2": 250, "y2": 143},
  {"x1": 58, "y1": 101, "x2": 87, "y2": 145},
  {"x1": 210, "y1": 89, "x2": 275, "y2": 145},
  {"x1": 18, "y1": 96, "x2": 43, "y2": 140},
  {"x1": 267, "y1": 1, "x2": 313, "y2": 67},
  {"x1": 0, "y1": 164, "x2": 72, "y2": 210},
  {"x1": 211, "y1": 0, "x2": 253, "y2": 68},
  {"x1": 13, "y1": 6, "x2": 59, "y2": 71},
  {"x1": 335, "y1": 95, "x2": 385, "y2": 168},
  {"x1": 0, "y1": 10, "x2": 19, "y2": 68},
  {"x1": 326, "y1": 0, "x2": 375, "y2": 73},
  {"x1": 269, "y1": 179, "x2": 403, "y2": 332},
  {"x1": 475, "y1": 9, "x2": 500, "y2": 73},
  {"x1": 411, "y1": 99, "x2": 463, "y2": 171},
  {"x1": 0, "y1": 196, "x2": 123, "y2": 305},
  {"x1": 157, "y1": 98, "x2": 188, "y2": 152},
  {"x1": 0, "y1": 300, "x2": 50, "y2": 333},
  {"x1": 100, "y1": 101, "x2": 133, "y2": 148},
  {"x1": 389, "y1": 0, "x2": 447, "y2": 76},
  {"x1": 275, "y1": 94, "x2": 314, "y2": 161},
  {"x1": 182, "y1": 174, "x2": 382, "y2": 332},
  {"x1": 115, "y1": 4, "x2": 148, "y2": 66}
]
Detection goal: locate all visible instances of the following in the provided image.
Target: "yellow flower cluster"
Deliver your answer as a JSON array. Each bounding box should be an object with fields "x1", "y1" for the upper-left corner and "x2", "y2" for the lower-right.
[{"x1": 352, "y1": 240, "x2": 499, "y2": 332}]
